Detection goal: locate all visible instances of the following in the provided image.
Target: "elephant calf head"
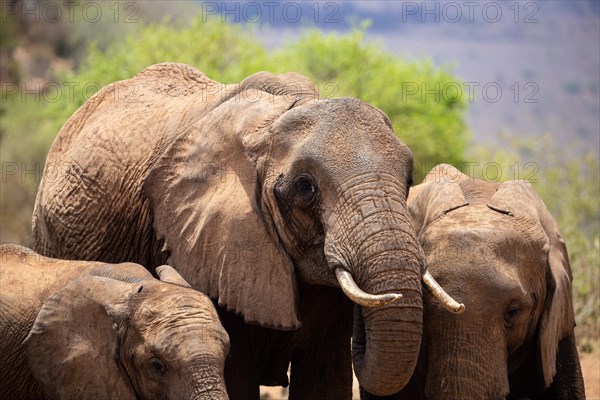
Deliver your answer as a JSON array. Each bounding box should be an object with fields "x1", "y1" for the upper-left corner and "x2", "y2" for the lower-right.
[
  {"x1": 404, "y1": 164, "x2": 585, "y2": 400},
  {"x1": 0, "y1": 245, "x2": 229, "y2": 400}
]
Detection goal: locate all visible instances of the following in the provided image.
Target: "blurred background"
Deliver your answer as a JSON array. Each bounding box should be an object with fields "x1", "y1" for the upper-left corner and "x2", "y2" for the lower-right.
[{"x1": 1, "y1": 0, "x2": 598, "y2": 396}]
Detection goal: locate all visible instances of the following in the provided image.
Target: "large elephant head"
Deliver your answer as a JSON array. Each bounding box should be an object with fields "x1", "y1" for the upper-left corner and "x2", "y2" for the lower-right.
[
  {"x1": 405, "y1": 164, "x2": 585, "y2": 399},
  {"x1": 24, "y1": 264, "x2": 230, "y2": 400},
  {"x1": 32, "y1": 63, "x2": 460, "y2": 395}
]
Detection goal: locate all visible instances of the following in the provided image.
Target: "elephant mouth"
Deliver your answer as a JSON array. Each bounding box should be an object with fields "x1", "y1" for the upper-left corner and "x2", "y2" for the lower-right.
[{"x1": 335, "y1": 266, "x2": 464, "y2": 313}]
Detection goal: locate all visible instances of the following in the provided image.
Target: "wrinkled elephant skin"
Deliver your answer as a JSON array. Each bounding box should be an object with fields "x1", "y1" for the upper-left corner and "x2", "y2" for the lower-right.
[
  {"x1": 361, "y1": 164, "x2": 585, "y2": 400},
  {"x1": 32, "y1": 64, "x2": 464, "y2": 397},
  {"x1": 0, "y1": 244, "x2": 229, "y2": 400}
]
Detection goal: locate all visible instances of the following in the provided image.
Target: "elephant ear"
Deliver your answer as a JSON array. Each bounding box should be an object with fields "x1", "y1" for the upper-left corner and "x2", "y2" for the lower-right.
[
  {"x1": 145, "y1": 90, "x2": 301, "y2": 330},
  {"x1": 487, "y1": 180, "x2": 576, "y2": 389},
  {"x1": 408, "y1": 164, "x2": 469, "y2": 236},
  {"x1": 24, "y1": 275, "x2": 142, "y2": 399}
]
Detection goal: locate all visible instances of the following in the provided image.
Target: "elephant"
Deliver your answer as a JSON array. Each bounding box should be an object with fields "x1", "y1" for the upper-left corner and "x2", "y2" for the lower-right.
[
  {"x1": 362, "y1": 164, "x2": 585, "y2": 399},
  {"x1": 31, "y1": 62, "x2": 461, "y2": 398},
  {"x1": 0, "y1": 244, "x2": 230, "y2": 400}
]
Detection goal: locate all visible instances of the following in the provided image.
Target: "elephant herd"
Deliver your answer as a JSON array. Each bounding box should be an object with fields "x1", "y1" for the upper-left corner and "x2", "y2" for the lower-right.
[{"x1": 0, "y1": 63, "x2": 585, "y2": 399}]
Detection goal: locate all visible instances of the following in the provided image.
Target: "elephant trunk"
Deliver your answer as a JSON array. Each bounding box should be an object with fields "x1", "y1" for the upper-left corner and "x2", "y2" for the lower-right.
[
  {"x1": 351, "y1": 248, "x2": 423, "y2": 395},
  {"x1": 186, "y1": 364, "x2": 229, "y2": 400},
  {"x1": 325, "y1": 178, "x2": 424, "y2": 395},
  {"x1": 424, "y1": 319, "x2": 509, "y2": 400}
]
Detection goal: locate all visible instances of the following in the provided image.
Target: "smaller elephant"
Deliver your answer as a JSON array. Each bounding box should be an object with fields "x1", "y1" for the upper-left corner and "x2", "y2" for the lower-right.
[
  {"x1": 361, "y1": 164, "x2": 585, "y2": 400},
  {"x1": 380, "y1": 164, "x2": 585, "y2": 400},
  {"x1": 0, "y1": 244, "x2": 230, "y2": 400}
]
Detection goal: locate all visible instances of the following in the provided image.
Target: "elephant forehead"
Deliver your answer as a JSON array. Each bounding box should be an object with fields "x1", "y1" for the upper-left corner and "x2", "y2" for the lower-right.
[
  {"x1": 138, "y1": 320, "x2": 229, "y2": 365},
  {"x1": 426, "y1": 221, "x2": 545, "y2": 262},
  {"x1": 132, "y1": 295, "x2": 229, "y2": 353},
  {"x1": 134, "y1": 286, "x2": 219, "y2": 324},
  {"x1": 429, "y1": 205, "x2": 547, "y2": 241},
  {"x1": 289, "y1": 99, "x2": 398, "y2": 144},
  {"x1": 422, "y1": 209, "x2": 548, "y2": 289},
  {"x1": 271, "y1": 98, "x2": 412, "y2": 178}
]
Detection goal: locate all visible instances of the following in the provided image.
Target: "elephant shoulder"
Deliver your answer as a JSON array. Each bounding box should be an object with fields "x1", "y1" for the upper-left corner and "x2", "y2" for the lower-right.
[
  {"x1": 0, "y1": 243, "x2": 38, "y2": 260},
  {"x1": 0, "y1": 246, "x2": 57, "y2": 329}
]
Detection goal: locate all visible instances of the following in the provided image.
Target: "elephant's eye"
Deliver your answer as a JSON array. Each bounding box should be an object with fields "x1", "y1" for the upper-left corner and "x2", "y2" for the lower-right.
[
  {"x1": 294, "y1": 176, "x2": 318, "y2": 202},
  {"x1": 504, "y1": 302, "x2": 521, "y2": 327},
  {"x1": 148, "y1": 357, "x2": 167, "y2": 379}
]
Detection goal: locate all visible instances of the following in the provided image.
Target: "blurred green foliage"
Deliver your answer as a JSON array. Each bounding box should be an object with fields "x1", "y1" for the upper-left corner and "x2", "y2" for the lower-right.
[
  {"x1": 470, "y1": 135, "x2": 600, "y2": 348},
  {"x1": 271, "y1": 26, "x2": 469, "y2": 169},
  {"x1": 0, "y1": 13, "x2": 15, "y2": 49},
  {"x1": 43, "y1": 17, "x2": 271, "y2": 141}
]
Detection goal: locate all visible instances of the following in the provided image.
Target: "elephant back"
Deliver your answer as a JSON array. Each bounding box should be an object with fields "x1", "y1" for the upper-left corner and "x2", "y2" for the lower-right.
[{"x1": 32, "y1": 63, "x2": 227, "y2": 264}]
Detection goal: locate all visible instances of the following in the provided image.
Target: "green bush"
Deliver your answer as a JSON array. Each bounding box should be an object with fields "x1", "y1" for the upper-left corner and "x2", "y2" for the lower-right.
[{"x1": 44, "y1": 17, "x2": 270, "y2": 138}]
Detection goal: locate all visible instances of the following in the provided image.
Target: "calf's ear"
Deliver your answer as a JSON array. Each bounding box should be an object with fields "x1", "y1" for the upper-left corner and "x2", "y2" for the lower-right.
[
  {"x1": 24, "y1": 275, "x2": 141, "y2": 400},
  {"x1": 408, "y1": 166, "x2": 468, "y2": 237}
]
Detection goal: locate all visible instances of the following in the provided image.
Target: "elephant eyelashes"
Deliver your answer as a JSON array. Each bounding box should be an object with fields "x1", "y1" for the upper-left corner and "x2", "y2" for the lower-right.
[
  {"x1": 504, "y1": 302, "x2": 521, "y2": 328},
  {"x1": 275, "y1": 173, "x2": 320, "y2": 211},
  {"x1": 148, "y1": 357, "x2": 168, "y2": 379},
  {"x1": 294, "y1": 176, "x2": 318, "y2": 204}
]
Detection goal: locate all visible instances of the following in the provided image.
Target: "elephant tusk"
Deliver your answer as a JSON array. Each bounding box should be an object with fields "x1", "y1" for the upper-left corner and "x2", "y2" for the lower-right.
[
  {"x1": 422, "y1": 271, "x2": 465, "y2": 314},
  {"x1": 335, "y1": 268, "x2": 402, "y2": 307}
]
